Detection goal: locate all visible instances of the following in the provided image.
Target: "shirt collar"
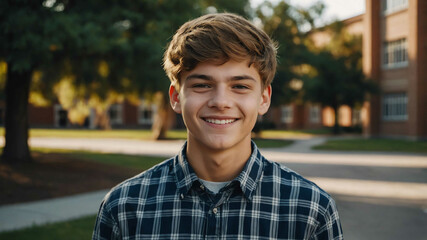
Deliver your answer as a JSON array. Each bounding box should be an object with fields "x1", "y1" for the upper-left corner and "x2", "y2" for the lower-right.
[{"x1": 173, "y1": 141, "x2": 264, "y2": 201}]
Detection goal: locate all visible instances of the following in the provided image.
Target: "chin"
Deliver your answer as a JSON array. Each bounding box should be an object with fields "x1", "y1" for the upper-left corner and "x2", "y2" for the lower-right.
[{"x1": 206, "y1": 136, "x2": 249, "y2": 151}]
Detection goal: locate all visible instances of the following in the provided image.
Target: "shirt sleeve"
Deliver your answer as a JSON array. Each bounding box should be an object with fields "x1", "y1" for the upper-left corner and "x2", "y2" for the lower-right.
[
  {"x1": 92, "y1": 199, "x2": 121, "y2": 240},
  {"x1": 314, "y1": 198, "x2": 344, "y2": 240}
]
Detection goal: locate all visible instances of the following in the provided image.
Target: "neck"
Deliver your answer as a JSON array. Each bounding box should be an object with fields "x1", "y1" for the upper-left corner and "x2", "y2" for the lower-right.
[{"x1": 186, "y1": 137, "x2": 252, "y2": 182}]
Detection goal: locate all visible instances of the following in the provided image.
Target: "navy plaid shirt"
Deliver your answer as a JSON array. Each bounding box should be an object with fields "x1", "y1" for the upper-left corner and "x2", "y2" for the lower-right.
[{"x1": 93, "y1": 142, "x2": 343, "y2": 239}]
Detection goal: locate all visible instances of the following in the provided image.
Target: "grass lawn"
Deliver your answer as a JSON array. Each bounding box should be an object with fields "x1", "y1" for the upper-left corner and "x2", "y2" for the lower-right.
[
  {"x1": 0, "y1": 127, "x2": 323, "y2": 140},
  {"x1": 33, "y1": 147, "x2": 166, "y2": 170},
  {"x1": 253, "y1": 138, "x2": 293, "y2": 148},
  {"x1": 28, "y1": 128, "x2": 188, "y2": 140},
  {"x1": 0, "y1": 215, "x2": 96, "y2": 240},
  {"x1": 33, "y1": 138, "x2": 293, "y2": 170},
  {"x1": 314, "y1": 138, "x2": 427, "y2": 154},
  {"x1": 259, "y1": 129, "x2": 330, "y2": 139}
]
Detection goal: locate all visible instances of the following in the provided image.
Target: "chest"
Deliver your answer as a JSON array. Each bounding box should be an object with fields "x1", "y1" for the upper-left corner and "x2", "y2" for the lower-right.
[{"x1": 117, "y1": 190, "x2": 319, "y2": 239}]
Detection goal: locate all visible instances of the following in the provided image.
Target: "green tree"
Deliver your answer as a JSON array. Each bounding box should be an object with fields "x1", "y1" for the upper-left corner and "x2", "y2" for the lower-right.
[
  {"x1": 303, "y1": 22, "x2": 378, "y2": 134},
  {"x1": 256, "y1": 1, "x2": 325, "y2": 107}
]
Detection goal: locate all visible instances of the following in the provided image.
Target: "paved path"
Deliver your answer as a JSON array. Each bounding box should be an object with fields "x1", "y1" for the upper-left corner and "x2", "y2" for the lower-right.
[
  {"x1": 1, "y1": 137, "x2": 426, "y2": 239},
  {"x1": 0, "y1": 190, "x2": 108, "y2": 232}
]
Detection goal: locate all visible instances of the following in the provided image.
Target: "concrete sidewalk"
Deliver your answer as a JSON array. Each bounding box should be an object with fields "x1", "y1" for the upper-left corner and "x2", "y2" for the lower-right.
[{"x1": 0, "y1": 190, "x2": 108, "y2": 232}]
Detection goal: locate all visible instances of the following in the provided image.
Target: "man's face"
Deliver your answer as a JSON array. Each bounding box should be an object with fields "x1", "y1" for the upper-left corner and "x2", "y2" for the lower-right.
[{"x1": 169, "y1": 60, "x2": 271, "y2": 152}]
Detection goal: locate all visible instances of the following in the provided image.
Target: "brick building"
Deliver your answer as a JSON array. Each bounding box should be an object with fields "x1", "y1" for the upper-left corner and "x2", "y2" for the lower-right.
[
  {"x1": 27, "y1": 100, "x2": 159, "y2": 129},
  {"x1": 267, "y1": 0, "x2": 426, "y2": 139},
  {"x1": 363, "y1": 0, "x2": 426, "y2": 139}
]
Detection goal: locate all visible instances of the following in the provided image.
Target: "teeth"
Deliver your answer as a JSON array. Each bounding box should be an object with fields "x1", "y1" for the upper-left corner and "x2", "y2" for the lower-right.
[{"x1": 205, "y1": 118, "x2": 235, "y2": 125}]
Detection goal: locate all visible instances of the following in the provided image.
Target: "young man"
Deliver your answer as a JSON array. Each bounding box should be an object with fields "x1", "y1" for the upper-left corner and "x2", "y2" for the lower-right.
[{"x1": 93, "y1": 13, "x2": 343, "y2": 239}]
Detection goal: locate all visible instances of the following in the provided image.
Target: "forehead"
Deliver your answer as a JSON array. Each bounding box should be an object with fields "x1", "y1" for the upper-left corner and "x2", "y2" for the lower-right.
[{"x1": 180, "y1": 60, "x2": 261, "y2": 83}]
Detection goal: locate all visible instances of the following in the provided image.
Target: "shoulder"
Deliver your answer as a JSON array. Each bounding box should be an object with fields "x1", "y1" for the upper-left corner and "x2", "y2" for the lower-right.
[
  {"x1": 260, "y1": 156, "x2": 343, "y2": 238},
  {"x1": 261, "y1": 157, "x2": 334, "y2": 208},
  {"x1": 101, "y1": 158, "x2": 175, "y2": 209}
]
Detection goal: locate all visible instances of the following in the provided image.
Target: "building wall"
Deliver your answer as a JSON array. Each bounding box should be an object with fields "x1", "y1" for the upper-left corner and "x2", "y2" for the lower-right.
[
  {"x1": 418, "y1": 0, "x2": 427, "y2": 137},
  {"x1": 342, "y1": 14, "x2": 365, "y2": 35},
  {"x1": 365, "y1": 0, "x2": 426, "y2": 139},
  {"x1": 123, "y1": 101, "x2": 138, "y2": 126},
  {"x1": 302, "y1": 104, "x2": 323, "y2": 129},
  {"x1": 28, "y1": 105, "x2": 54, "y2": 127}
]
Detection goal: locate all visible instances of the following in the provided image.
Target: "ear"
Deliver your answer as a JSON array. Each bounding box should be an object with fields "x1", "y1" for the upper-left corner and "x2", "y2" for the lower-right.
[
  {"x1": 258, "y1": 85, "x2": 272, "y2": 115},
  {"x1": 169, "y1": 84, "x2": 182, "y2": 114}
]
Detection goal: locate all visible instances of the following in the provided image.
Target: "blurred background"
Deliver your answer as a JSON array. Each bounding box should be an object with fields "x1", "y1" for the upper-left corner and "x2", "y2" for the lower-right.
[{"x1": 0, "y1": 0, "x2": 426, "y2": 239}]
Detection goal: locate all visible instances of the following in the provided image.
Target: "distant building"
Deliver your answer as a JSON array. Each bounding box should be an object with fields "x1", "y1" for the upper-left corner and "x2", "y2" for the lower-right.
[
  {"x1": 363, "y1": 0, "x2": 426, "y2": 139},
  {"x1": 27, "y1": 100, "x2": 159, "y2": 129},
  {"x1": 266, "y1": 0, "x2": 426, "y2": 139}
]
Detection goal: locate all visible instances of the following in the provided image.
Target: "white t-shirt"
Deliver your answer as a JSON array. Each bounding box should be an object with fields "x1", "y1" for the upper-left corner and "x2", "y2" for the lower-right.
[{"x1": 199, "y1": 179, "x2": 230, "y2": 194}]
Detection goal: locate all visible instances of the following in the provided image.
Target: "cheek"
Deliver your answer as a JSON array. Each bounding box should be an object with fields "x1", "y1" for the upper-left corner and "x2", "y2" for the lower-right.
[
  {"x1": 240, "y1": 97, "x2": 262, "y2": 117},
  {"x1": 181, "y1": 97, "x2": 202, "y2": 116}
]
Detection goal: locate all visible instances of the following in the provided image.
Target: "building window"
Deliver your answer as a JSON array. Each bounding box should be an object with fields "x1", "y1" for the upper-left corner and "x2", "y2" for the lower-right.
[
  {"x1": 352, "y1": 109, "x2": 362, "y2": 125},
  {"x1": 54, "y1": 104, "x2": 68, "y2": 128},
  {"x1": 281, "y1": 105, "x2": 293, "y2": 124},
  {"x1": 382, "y1": 93, "x2": 408, "y2": 121},
  {"x1": 383, "y1": 38, "x2": 408, "y2": 69},
  {"x1": 138, "y1": 100, "x2": 156, "y2": 125},
  {"x1": 109, "y1": 104, "x2": 123, "y2": 125},
  {"x1": 383, "y1": 0, "x2": 408, "y2": 14},
  {"x1": 309, "y1": 105, "x2": 320, "y2": 123}
]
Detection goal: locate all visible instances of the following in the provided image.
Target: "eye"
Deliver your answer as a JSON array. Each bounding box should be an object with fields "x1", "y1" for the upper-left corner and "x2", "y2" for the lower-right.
[
  {"x1": 232, "y1": 84, "x2": 250, "y2": 90},
  {"x1": 192, "y1": 83, "x2": 211, "y2": 88}
]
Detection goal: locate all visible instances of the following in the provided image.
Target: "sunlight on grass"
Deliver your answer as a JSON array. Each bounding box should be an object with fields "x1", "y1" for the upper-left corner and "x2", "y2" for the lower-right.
[
  {"x1": 0, "y1": 127, "x2": 323, "y2": 140},
  {"x1": 0, "y1": 128, "x2": 188, "y2": 140},
  {"x1": 32, "y1": 148, "x2": 166, "y2": 170},
  {"x1": 166, "y1": 130, "x2": 187, "y2": 139},
  {"x1": 29, "y1": 128, "x2": 154, "y2": 139},
  {"x1": 314, "y1": 138, "x2": 427, "y2": 153},
  {"x1": 260, "y1": 129, "x2": 329, "y2": 139},
  {"x1": 0, "y1": 215, "x2": 96, "y2": 240},
  {"x1": 28, "y1": 128, "x2": 188, "y2": 140}
]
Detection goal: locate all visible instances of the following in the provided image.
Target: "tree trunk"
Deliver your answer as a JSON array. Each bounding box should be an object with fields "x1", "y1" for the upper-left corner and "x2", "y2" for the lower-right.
[
  {"x1": 2, "y1": 68, "x2": 32, "y2": 164},
  {"x1": 152, "y1": 92, "x2": 171, "y2": 140},
  {"x1": 333, "y1": 105, "x2": 341, "y2": 135}
]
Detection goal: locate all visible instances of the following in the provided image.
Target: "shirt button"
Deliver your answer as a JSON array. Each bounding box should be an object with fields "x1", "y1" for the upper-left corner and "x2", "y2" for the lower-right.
[
  {"x1": 212, "y1": 208, "x2": 218, "y2": 214},
  {"x1": 200, "y1": 185, "x2": 205, "y2": 190},
  {"x1": 180, "y1": 194, "x2": 184, "y2": 199}
]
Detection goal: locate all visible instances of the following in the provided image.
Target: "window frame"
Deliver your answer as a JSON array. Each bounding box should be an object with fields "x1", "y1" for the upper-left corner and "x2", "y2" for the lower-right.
[
  {"x1": 383, "y1": 0, "x2": 408, "y2": 15},
  {"x1": 280, "y1": 105, "x2": 293, "y2": 124},
  {"x1": 109, "y1": 104, "x2": 123, "y2": 125},
  {"x1": 309, "y1": 105, "x2": 321, "y2": 123},
  {"x1": 382, "y1": 92, "x2": 408, "y2": 121},
  {"x1": 138, "y1": 100, "x2": 157, "y2": 125},
  {"x1": 382, "y1": 38, "x2": 408, "y2": 69}
]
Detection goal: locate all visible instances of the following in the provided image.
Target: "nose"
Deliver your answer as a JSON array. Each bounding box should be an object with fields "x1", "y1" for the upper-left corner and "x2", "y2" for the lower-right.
[{"x1": 207, "y1": 86, "x2": 232, "y2": 110}]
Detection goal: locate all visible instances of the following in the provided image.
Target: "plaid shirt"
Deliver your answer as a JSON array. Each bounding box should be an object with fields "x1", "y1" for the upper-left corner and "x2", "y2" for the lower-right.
[{"x1": 93, "y1": 142, "x2": 343, "y2": 240}]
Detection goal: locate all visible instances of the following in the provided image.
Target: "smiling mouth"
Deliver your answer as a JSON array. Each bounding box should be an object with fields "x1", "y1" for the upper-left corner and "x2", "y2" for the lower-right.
[{"x1": 203, "y1": 118, "x2": 237, "y2": 125}]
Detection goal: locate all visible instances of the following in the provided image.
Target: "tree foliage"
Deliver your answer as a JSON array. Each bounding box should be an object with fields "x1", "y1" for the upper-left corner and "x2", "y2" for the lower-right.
[
  {"x1": 256, "y1": 1, "x2": 324, "y2": 106},
  {"x1": 0, "y1": 0, "x2": 250, "y2": 163},
  {"x1": 302, "y1": 22, "x2": 379, "y2": 133}
]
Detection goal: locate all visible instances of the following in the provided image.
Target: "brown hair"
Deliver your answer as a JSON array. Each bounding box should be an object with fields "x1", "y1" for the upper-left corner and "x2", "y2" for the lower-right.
[{"x1": 163, "y1": 13, "x2": 277, "y2": 89}]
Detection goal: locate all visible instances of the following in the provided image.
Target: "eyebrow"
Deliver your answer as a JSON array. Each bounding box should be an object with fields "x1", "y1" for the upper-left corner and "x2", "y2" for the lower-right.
[
  {"x1": 185, "y1": 74, "x2": 213, "y2": 81},
  {"x1": 185, "y1": 74, "x2": 256, "y2": 82}
]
